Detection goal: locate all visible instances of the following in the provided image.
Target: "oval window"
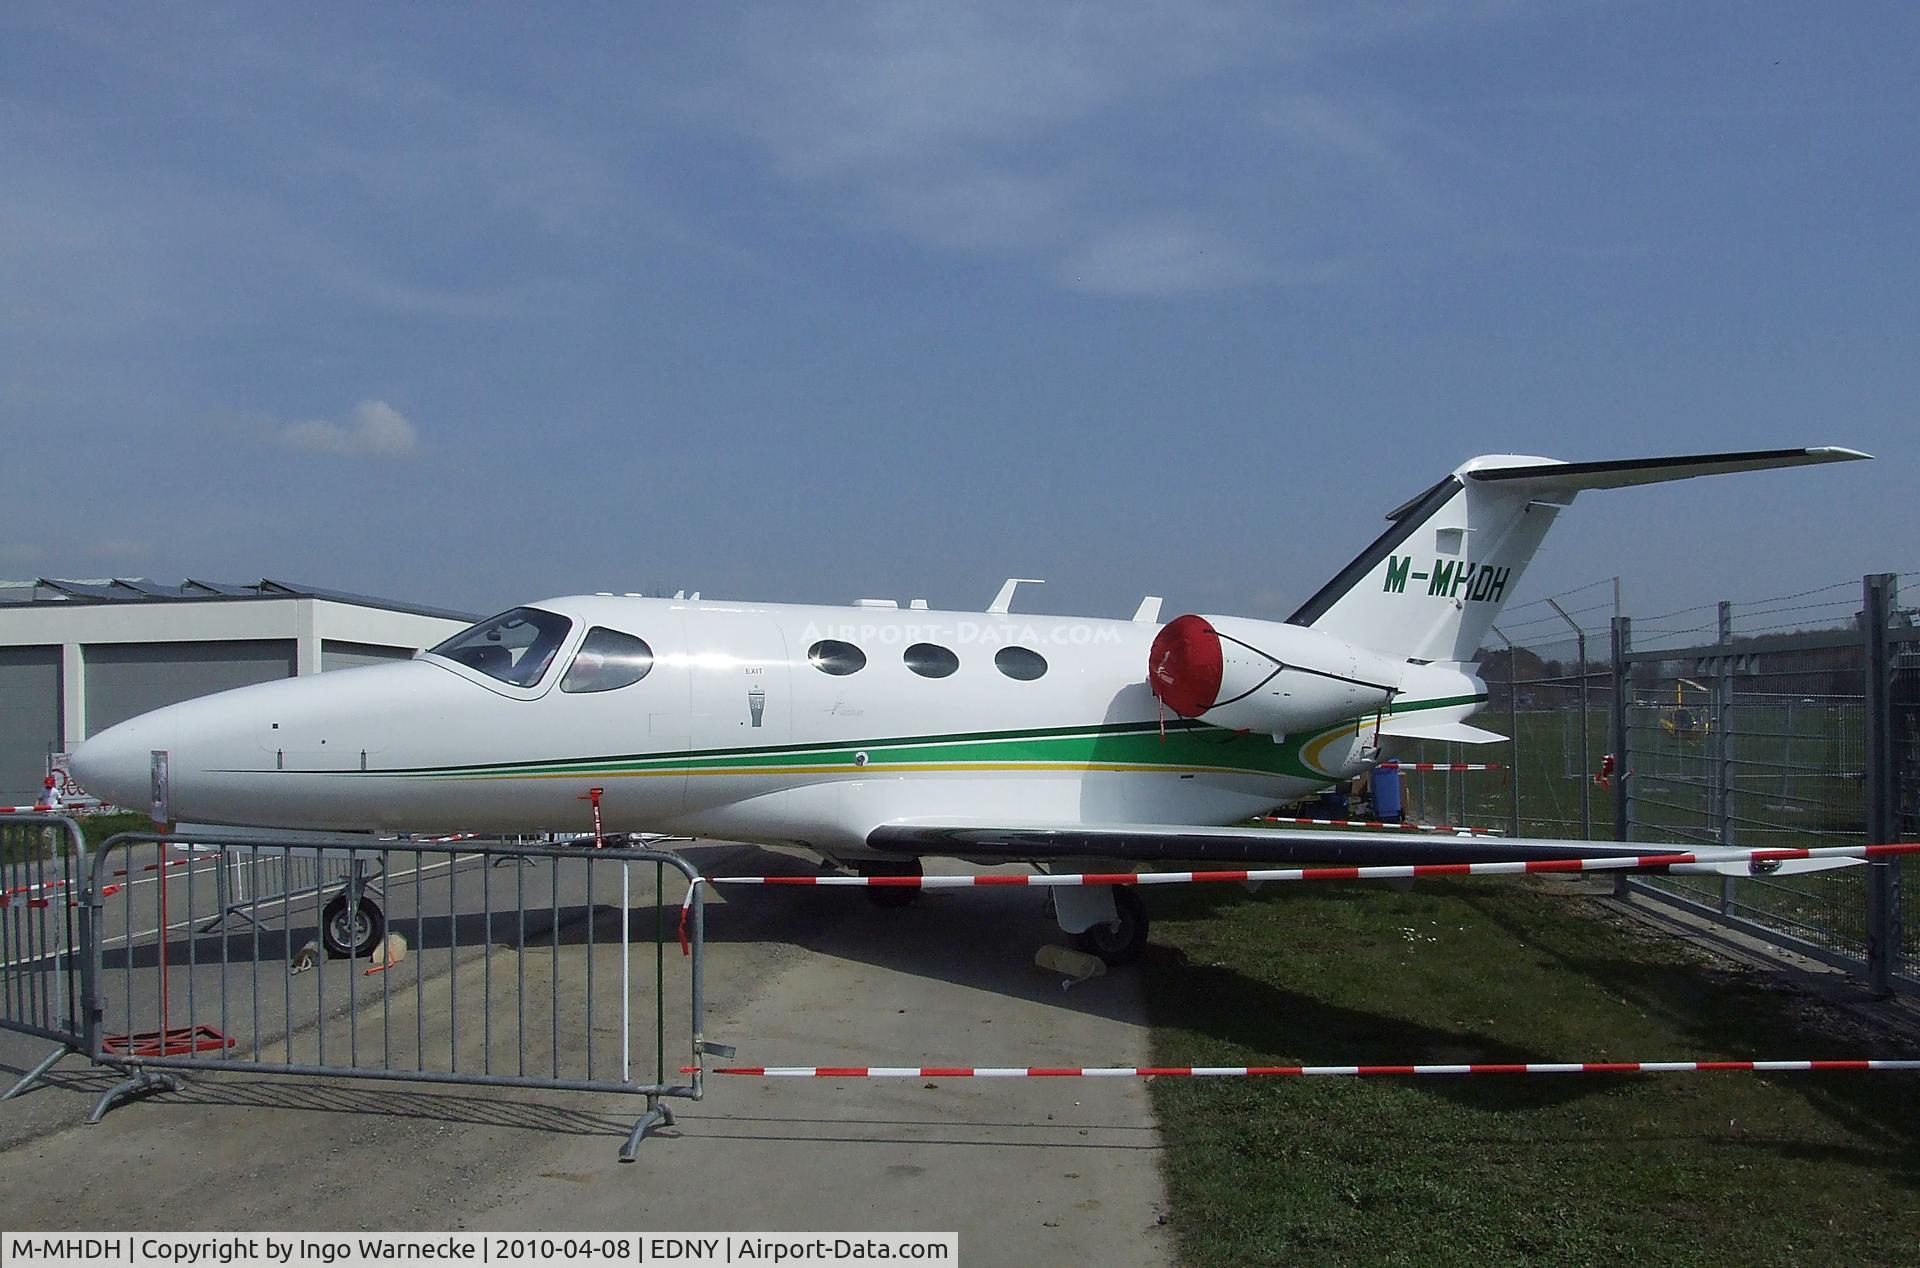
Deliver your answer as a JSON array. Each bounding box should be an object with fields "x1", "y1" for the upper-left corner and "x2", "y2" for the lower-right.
[
  {"x1": 808, "y1": 639, "x2": 867, "y2": 676},
  {"x1": 994, "y1": 646, "x2": 1048, "y2": 681},
  {"x1": 904, "y1": 643, "x2": 959, "y2": 679},
  {"x1": 562, "y1": 627, "x2": 655, "y2": 694}
]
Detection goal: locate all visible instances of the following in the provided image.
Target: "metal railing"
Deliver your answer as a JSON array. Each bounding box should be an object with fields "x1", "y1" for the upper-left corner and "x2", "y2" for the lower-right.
[
  {"x1": 25, "y1": 830, "x2": 713, "y2": 1159},
  {"x1": 0, "y1": 814, "x2": 91, "y2": 1099}
]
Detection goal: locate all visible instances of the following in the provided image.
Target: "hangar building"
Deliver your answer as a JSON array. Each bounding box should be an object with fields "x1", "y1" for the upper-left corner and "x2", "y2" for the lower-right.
[{"x1": 0, "y1": 579, "x2": 474, "y2": 804}]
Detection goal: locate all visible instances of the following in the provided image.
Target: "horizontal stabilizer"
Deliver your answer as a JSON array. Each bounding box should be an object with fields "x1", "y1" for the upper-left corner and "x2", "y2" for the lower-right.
[
  {"x1": 1374, "y1": 718, "x2": 1508, "y2": 744},
  {"x1": 1462, "y1": 447, "x2": 1869, "y2": 493}
]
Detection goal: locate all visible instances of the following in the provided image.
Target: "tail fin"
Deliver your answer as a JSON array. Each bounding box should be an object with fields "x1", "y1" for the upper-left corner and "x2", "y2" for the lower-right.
[{"x1": 1287, "y1": 447, "x2": 1869, "y2": 662}]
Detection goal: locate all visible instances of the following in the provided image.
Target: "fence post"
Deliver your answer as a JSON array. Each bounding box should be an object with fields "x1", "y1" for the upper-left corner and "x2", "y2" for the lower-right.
[
  {"x1": 1715, "y1": 601, "x2": 1736, "y2": 914},
  {"x1": 1611, "y1": 616, "x2": 1631, "y2": 843},
  {"x1": 1864, "y1": 572, "x2": 1896, "y2": 997},
  {"x1": 1580, "y1": 629, "x2": 1594, "y2": 840}
]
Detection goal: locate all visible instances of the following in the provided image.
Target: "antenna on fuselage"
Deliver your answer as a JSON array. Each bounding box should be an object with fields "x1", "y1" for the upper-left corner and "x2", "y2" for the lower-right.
[
  {"x1": 1132, "y1": 596, "x2": 1163, "y2": 623},
  {"x1": 987, "y1": 578, "x2": 1045, "y2": 614}
]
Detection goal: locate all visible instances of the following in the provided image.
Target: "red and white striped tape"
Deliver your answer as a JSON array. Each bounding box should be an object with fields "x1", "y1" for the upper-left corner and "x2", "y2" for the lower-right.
[
  {"x1": 3, "y1": 876, "x2": 71, "y2": 899},
  {"x1": 2, "y1": 854, "x2": 212, "y2": 906},
  {"x1": 696, "y1": 1059, "x2": 1920, "y2": 1079},
  {"x1": 1256, "y1": 815, "x2": 1500, "y2": 836},
  {"x1": 669, "y1": 841, "x2": 1920, "y2": 955},
  {"x1": 1377, "y1": 762, "x2": 1504, "y2": 772}
]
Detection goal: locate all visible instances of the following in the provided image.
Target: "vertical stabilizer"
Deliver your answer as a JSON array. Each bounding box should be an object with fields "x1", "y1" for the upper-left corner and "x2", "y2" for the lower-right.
[{"x1": 1286, "y1": 447, "x2": 1868, "y2": 662}]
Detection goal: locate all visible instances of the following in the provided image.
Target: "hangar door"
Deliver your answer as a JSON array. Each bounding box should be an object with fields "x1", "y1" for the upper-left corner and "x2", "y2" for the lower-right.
[
  {"x1": 321, "y1": 640, "x2": 417, "y2": 672},
  {"x1": 85, "y1": 640, "x2": 296, "y2": 734},
  {"x1": 0, "y1": 646, "x2": 61, "y2": 803}
]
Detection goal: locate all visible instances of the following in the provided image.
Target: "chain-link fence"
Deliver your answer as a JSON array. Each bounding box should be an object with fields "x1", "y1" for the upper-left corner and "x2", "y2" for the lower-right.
[
  {"x1": 1390, "y1": 630, "x2": 1608, "y2": 840},
  {"x1": 1379, "y1": 573, "x2": 1915, "y2": 996},
  {"x1": 1622, "y1": 631, "x2": 1874, "y2": 957},
  {"x1": 1609, "y1": 574, "x2": 1919, "y2": 995},
  {"x1": 1888, "y1": 627, "x2": 1920, "y2": 988}
]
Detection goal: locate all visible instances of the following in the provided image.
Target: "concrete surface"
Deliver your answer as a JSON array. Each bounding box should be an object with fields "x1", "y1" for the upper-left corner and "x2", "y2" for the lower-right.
[{"x1": 0, "y1": 841, "x2": 1171, "y2": 1267}]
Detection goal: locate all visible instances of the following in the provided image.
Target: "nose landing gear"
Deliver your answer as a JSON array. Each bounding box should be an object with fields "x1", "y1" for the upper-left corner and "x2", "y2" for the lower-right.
[{"x1": 320, "y1": 892, "x2": 385, "y2": 959}]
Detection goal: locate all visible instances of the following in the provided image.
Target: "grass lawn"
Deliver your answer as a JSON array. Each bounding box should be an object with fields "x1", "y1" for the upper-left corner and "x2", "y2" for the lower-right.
[
  {"x1": 0, "y1": 811, "x2": 153, "y2": 863},
  {"x1": 1143, "y1": 877, "x2": 1920, "y2": 1267},
  {"x1": 74, "y1": 810, "x2": 154, "y2": 851}
]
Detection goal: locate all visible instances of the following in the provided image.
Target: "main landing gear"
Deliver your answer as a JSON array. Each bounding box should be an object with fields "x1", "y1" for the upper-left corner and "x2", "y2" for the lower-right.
[
  {"x1": 858, "y1": 859, "x2": 923, "y2": 908},
  {"x1": 1054, "y1": 885, "x2": 1149, "y2": 966}
]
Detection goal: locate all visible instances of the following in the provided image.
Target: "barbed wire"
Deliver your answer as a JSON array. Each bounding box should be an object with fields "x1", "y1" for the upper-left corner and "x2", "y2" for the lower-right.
[
  {"x1": 1503, "y1": 574, "x2": 1905, "y2": 651},
  {"x1": 1631, "y1": 577, "x2": 1861, "y2": 627},
  {"x1": 1499, "y1": 575, "x2": 1618, "y2": 616},
  {"x1": 1497, "y1": 598, "x2": 1617, "y2": 635}
]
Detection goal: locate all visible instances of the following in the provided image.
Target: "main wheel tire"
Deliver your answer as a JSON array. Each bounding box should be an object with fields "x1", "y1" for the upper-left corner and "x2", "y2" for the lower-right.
[
  {"x1": 321, "y1": 893, "x2": 385, "y2": 959},
  {"x1": 1071, "y1": 887, "x2": 1149, "y2": 966},
  {"x1": 859, "y1": 860, "x2": 923, "y2": 908}
]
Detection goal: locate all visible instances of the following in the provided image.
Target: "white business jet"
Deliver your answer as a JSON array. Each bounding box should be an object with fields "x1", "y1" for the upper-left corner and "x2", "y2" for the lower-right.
[{"x1": 71, "y1": 448, "x2": 1869, "y2": 962}]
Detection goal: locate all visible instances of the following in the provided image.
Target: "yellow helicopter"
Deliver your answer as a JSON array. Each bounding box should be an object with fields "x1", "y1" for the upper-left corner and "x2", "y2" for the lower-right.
[{"x1": 1659, "y1": 677, "x2": 1713, "y2": 742}]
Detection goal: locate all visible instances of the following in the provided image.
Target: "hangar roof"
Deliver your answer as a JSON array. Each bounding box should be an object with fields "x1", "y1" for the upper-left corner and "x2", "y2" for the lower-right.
[{"x1": 0, "y1": 577, "x2": 476, "y2": 623}]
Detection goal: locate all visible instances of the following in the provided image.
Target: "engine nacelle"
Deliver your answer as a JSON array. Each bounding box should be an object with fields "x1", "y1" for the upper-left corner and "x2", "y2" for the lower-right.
[{"x1": 1147, "y1": 614, "x2": 1406, "y2": 738}]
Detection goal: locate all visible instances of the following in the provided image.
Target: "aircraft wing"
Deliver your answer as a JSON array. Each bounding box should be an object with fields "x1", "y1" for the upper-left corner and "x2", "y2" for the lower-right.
[{"x1": 866, "y1": 821, "x2": 1842, "y2": 871}]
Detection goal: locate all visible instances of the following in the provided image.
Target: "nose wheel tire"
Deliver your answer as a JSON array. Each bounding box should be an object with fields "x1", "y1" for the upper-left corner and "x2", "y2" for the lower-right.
[
  {"x1": 859, "y1": 860, "x2": 924, "y2": 908},
  {"x1": 1071, "y1": 887, "x2": 1148, "y2": 966},
  {"x1": 321, "y1": 893, "x2": 386, "y2": 959}
]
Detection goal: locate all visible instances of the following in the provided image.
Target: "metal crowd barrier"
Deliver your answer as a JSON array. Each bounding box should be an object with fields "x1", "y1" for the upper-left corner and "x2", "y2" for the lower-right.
[
  {"x1": 0, "y1": 815, "x2": 91, "y2": 1099},
  {"x1": 23, "y1": 827, "x2": 712, "y2": 1159}
]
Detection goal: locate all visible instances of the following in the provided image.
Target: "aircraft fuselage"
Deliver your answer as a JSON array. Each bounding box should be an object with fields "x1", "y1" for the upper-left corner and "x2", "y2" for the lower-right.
[{"x1": 70, "y1": 595, "x2": 1484, "y2": 855}]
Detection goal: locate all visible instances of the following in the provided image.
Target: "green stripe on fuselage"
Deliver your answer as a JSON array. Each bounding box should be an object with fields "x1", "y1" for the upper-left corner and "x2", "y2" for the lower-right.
[{"x1": 357, "y1": 694, "x2": 1487, "y2": 783}]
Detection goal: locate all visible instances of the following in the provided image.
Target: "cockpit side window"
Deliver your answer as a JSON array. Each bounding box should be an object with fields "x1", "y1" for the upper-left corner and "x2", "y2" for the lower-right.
[
  {"x1": 429, "y1": 607, "x2": 575, "y2": 688},
  {"x1": 562, "y1": 627, "x2": 655, "y2": 694}
]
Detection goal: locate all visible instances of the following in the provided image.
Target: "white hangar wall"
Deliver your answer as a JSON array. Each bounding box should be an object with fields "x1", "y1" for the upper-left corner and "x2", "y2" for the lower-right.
[{"x1": 0, "y1": 581, "x2": 473, "y2": 803}]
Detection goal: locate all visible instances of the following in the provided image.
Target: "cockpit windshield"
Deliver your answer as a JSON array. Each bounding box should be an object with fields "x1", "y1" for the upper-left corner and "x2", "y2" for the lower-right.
[{"x1": 428, "y1": 607, "x2": 574, "y2": 688}]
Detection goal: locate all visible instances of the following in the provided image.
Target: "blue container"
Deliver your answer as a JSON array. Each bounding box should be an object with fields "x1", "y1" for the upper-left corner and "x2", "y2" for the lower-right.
[{"x1": 1372, "y1": 766, "x2": 1403, "y2": 821}]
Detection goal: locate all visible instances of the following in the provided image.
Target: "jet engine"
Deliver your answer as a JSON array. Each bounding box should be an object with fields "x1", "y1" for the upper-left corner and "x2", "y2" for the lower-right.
[{"x1": 1147, "y1": 613, "x2": 1406, "y2": 738}]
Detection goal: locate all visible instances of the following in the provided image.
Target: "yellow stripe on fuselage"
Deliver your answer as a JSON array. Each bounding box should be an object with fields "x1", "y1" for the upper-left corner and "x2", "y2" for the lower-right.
[{"x1": 429, "y1": 760, "x2": 1275, "y2": 781}]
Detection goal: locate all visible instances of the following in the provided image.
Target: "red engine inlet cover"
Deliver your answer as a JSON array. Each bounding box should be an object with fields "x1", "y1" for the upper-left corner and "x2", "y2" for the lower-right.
[{"x1": 1147, "y1": 614, "x2": 1224, "y2": 718}]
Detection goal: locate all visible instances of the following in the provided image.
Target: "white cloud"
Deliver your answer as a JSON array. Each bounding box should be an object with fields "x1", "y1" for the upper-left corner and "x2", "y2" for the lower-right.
[
  {"x1": 694, "y1": 2, "x2": 1445, "y2": 296},
  {"x1": 278, "y1": 400, "x2": 422, "y2": 458},
  {"x1": 1057, "y1": 221, "x2": 1264, "y2": 296}
]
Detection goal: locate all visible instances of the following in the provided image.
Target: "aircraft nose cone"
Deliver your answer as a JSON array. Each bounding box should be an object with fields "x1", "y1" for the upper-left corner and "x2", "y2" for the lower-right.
[{"x1": 70, "y1": 715, "x2": 170, "y2": 813}]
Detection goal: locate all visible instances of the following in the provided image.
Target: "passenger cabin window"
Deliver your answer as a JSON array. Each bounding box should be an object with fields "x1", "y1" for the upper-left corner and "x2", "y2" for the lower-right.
[
  {"x1": 994, "y1": 646, "x2": 1048, "y2": 681},
  {"x1": 429, "y1": 607, "x2": 574, "y2": 688},
  {"x1": 562, "y1": 627, "x2": 655, "y2": 694},
  {"x1": 904, "y1": 643, "x2": 959, "y2": 678},
  {"x1": 808, "y1": 639, "x2": 866, "y2": 676}
]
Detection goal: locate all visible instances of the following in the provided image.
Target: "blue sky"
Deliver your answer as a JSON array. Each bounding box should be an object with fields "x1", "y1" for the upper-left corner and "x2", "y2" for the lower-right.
[{"x1": 3, "y1": 3, "x2": 1914, "y2": 644}]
